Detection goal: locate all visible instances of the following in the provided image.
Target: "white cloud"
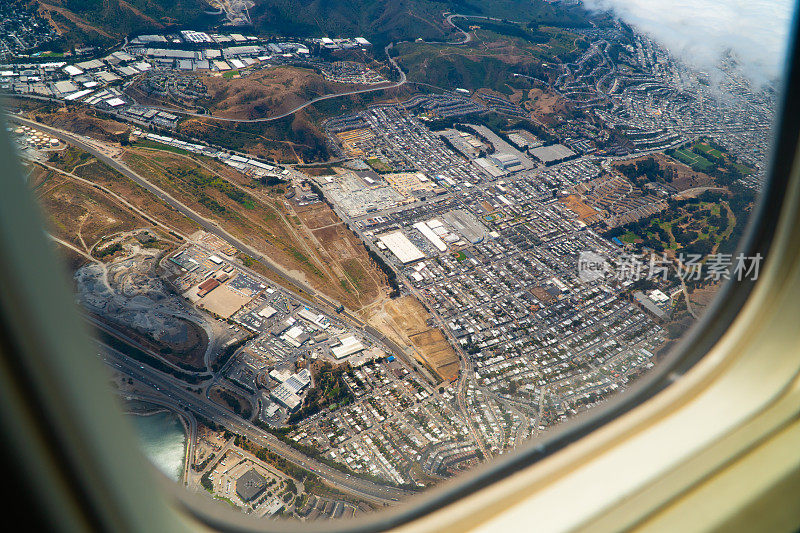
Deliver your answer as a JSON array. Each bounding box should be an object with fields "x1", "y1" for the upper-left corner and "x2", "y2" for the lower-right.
[{"x1": 583, "y1": 0, "x2": 796, "y2": 83}]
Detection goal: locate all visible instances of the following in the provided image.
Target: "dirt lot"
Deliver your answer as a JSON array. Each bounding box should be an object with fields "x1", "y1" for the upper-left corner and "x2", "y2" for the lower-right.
[
  {"x1": 21, "y1": 106, "x2": 130, "y2": 143},
  {"x1": 364, "y1": 296, "x2": 459, "y2": 382},
  {"x1": 46, "y1": 147, "x2": 200, "y2": 238},
  {"x1": 197, "y1": 283, "x2": 251, "y2": 319},
  {"x1": 34, "y1": 167, "x2": 142, "y2": 256},
  {"x1": 559, "y1": 194, "x2": 599, "y2": 223},
  {"x1": 298, "y1": 202, "x2": 385, "y2": 305},
  {"x1": 121, "y1": 148, "x2": 385, "y2": 311}
]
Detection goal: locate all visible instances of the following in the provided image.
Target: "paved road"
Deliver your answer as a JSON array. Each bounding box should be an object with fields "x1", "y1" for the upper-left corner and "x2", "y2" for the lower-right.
[
  {"x1": 136, "y1": 43, "x2": 408, "y2": 123},
  {"x1": 17, "y1": 115, "x2": 441, "y2": 386},
  {"x1": 120, "y1": 391, "x2": 198, "y2": 485},
  {"x1": 13, "y1": 116, "x2": 329, "y2": 301},
  {"x1": 99, "y1": 342, "x2": 413, "y2": 504},
  {"x1": 445, "y1": 14, "x2": 473, "y2": 44},
  {"x1": 19, "y1": 115, "x2": 424, "y2": 501}
]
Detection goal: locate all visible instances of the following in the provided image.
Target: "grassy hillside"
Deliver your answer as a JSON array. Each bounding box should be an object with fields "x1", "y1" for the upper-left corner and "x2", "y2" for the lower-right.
[
  {"x1": 36, "y1": 0, "x2": 594, "y2": 50},
  {"x1": 250, "y1": 0, "x2": 593, "y2": 46},
  {"x1": 394, "y1": 23, "x2": 587, "y2": 93},
  {"x1": 36, "y1": 0, "x2": 218, "y2": 49}
]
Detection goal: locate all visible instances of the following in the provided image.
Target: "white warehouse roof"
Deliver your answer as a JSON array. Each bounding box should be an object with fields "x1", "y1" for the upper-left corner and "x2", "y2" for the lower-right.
[{"x1": 378, "y1": 231, "x2": 425, "y2": 264}]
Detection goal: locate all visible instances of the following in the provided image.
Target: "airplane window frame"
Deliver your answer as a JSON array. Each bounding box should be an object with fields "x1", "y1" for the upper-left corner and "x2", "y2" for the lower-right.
[
  {"x1": 0, "y1": 10, "x2": 798, "y2": 532},
  {"x1": 168, "y1": 12, "x2": 800, "y2": 531}
]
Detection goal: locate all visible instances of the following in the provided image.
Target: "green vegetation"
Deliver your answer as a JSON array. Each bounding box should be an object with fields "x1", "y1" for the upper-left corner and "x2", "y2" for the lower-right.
[
  {"x1": 214, "y1": 496, "x2": 238, "y2": 508},
  {"x1": 694, "y1": 142, "x2": 722, "y2": 160},
  {"x1": 394, "y1": 10, "x2": 592, "y2": 93},
  {"x1": 44, "y1": 0, "x2": 218, "y2": 49},
  {"x1": 211, "y1": 336, "x2": 251, "y2": 373},
  {"x1": 365, "y1": 158, "x2": 393, "y2": 173},
  {"x1": 222, "y1": 70, "x2": 240, "y2": 79},
  {"x1": 94, "y1": 241, "x2": 122, "y2": 259},
  {"x1": 287, "y1": 246, "x2": 324, "y2": 278},
  {"x1": 616, "y1": 157, "x2": 676, "y2": 187},
  {"x1": 178, "y1": 113, "x2": 330, "y2": 163},
  {"x1": 249, "y1": 0, "x2": 593, "y2": 49},
  {"x1": 287, "y1": 362, "x2": 354, "y2": 424},
  {"x1": 93, "y1": 328, "x2": 209, "y2": 383},
  {"x1": 606, "y1": 192, "x2": 737, "y2": 257},
  {"x1": 133, "y1": 138, "x2": 191, "y2": 155},
  {"x1": 666, "y1": 138, "x2": 755, "y2": 184},
  {"x1": 161, "y1": 165, "x2": 256, "y2": 213},
  {"x1": 672, "y1": 147, "x2": 713, "y2": 171},
  {"x1": 213, "y1": 387, "x2": 253, "y2": 419},
  {"x1": 234, "y1": 435, "x2": 309, "y2": 481}
]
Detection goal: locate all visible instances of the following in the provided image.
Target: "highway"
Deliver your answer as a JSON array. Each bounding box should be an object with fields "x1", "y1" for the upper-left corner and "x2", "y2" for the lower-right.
[
  {"x1": 13, "y1": 116, "x2": 325, "y2": 299},
  {"x1": 14, "y1": 119, "x2": 416, "y2": 503},
  {"x1": 119, "y1": 391, "x2": 198, "y2": 485},
  {"x1": 16, "y1": 115, "x2": 442, "y2": 387},
  {"x1": 99, "y1": 341, "x2": 413, "y2": 504}
]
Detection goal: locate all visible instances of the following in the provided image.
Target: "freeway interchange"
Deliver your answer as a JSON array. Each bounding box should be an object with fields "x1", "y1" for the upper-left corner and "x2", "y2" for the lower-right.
[
  {"x1": 13, "y1": 115, "x2": 439, "y2": 388},
  {"x1": 99, "y1": 340, "x2": 412, "y2": 504},
  {"x1": 13, "y1": 115, "x2": 419, "y2": 504}
]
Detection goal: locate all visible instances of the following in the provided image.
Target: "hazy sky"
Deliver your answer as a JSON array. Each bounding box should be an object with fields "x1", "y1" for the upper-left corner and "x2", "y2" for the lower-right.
[{"x1": 583, "y1": 0, "x2": 796, "y2": 83}]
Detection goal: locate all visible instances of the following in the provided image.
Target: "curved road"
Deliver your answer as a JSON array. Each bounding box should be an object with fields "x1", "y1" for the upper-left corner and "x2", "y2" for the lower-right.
[
  {"x1": 16, "y1": 115, "x2": 441, "y2": 386},
  {"x1": 139, "y1": 43, "x2": 407, "y2": 124},
  {"x1": 120, "y1": 391, "x2": 198, "y2": 485},
  {"x1": 100, "y1": 342, "x2": 412, "y2": 504}
]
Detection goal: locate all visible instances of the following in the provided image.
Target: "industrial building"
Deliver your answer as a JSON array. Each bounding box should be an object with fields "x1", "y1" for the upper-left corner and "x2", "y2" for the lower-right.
[
  {"x1": 488, "y1": 152, "x2": 523, "y2": 170},
  {"x1": 529, "y1": 144, "x2": 577, "y2": 165},
  {"x1": 442, "y1": 209, "x2": 488, "y2": 244},
  {"x1": 236, "y1": 469, "x2": 267, "y2": 502},
  {"x1": 197, "y1": 278, "x2": 220, "y2": 297},
  {"x1": 633, "y1": 290, "x2": 670, "y2": 320},
  {"x1": 331, "y1": 334, "x2": 365, "y2": 360},
  {"x1": 270, "y1": 382, "x2": 302, "y2": 411},
  {"x1": 413, "y1": 221, "x2": 448, "y2": 252},
  {"x1": 378, "y1": 231, "x2": 425, "y2": 263}
]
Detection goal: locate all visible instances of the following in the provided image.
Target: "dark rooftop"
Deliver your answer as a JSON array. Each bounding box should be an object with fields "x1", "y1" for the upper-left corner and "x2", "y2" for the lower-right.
[{"x1": 236, "y1": 468, "x2": 267, "y2": 502}]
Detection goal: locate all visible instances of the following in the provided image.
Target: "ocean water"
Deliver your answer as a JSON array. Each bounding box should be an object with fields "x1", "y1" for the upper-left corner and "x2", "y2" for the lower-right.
[{"x1": 128, "y1": 410, "x2": 187, "y2": 481}]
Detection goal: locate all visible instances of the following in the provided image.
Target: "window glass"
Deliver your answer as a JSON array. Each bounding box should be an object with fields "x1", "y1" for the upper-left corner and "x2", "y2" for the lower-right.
[{"x1": 5, "y1": 0, "x2": 793, "y2": 522}]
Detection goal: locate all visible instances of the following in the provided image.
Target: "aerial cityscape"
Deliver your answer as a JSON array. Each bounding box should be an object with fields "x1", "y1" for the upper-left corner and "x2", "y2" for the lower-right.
[{"x1": 2, "y1": 0, "x2": 779, "y2": 522}]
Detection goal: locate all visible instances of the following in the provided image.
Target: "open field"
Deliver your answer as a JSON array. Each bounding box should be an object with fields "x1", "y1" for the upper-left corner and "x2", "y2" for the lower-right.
[
  {"x1": 612, "y1": 152, "x2": 715, "y2": 191},
  {"x1": 199, "y1": 67, "x2": 370, "y2": 121},
  {"x1": 395, "y1": 22, "x2": 585, "y2": 96},
  {"x1": 672, "y1": 147, "x2": 713, "y2": 171},
  {"x1": 297, "y1": 203, "x2": 385, "y2": 306},
  {"x1": 33, "y1": 164, "x2": 143, "y2": 257},
  {"x1": 365, "y1": 296, "x2": 459, "y2": 382},
  {"x1": 667, "y1": 139, "x2": 756, "y2": 180},
  {"x1": 694, "y1": 142, "x2": 723, "y2": 160},
  {"x1": 46, "y1": 147, "x2": 201, "y2": 237},
  {"x1": 520, "y1": 87, "x2": 571, "y2": 125},
  {"x1": 120, "y1": 147, "x2": 386, "y2": 311}
]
